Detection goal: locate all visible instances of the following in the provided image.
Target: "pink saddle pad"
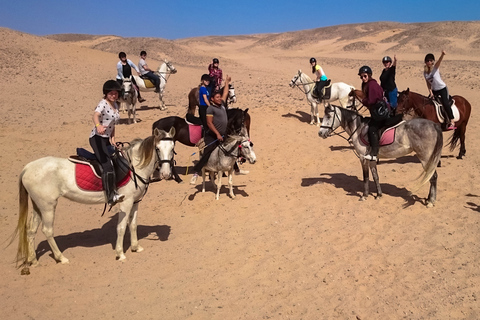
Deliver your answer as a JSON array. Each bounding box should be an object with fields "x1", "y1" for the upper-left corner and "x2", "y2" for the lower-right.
[
  {"x1": 188, "y1": 124, "x2": 202, "y2": 145},
  {"x1": 360, "y1": 127, "x2": 397, "y2": 146}
]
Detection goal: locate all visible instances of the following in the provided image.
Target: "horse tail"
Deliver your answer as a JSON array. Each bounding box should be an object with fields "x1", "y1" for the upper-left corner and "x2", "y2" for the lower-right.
[
  {"x1": 415, "y1": 125, "x2": 443, "y2": 189},
  {"x1": 12, "y1": 171, "x2": 30, "y2": 268},
  {"x1": 447, "y1": 128, "x2": 461, "y2": 152}
]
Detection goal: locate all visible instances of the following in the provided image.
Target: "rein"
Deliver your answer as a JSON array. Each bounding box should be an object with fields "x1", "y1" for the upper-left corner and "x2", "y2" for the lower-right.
[{"x1": 291, "y1": 73, "x2": 315, "y2": 95}]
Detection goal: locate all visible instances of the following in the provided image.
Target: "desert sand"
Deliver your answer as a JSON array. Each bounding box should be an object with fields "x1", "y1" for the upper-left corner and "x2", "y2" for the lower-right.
[{"x1": 1, "y1": 21, "x2": 480, "y2": 319}]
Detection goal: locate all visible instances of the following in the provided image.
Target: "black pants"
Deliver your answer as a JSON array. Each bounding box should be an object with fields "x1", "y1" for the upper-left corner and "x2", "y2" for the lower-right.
[
  {"x1": 199, "y1": 105, "x2": 208, "y2": 135},
  {"x1": 117, "y1": 78, "x2": 143, "y2": 99},
  {"x1": 193, "y1": 133, "x2": 218, "y2": 173},
  {"x1": 89, "y1": 135, "x2": 113, "y2": 173},
  {"x1": 432, "y1": 87, "x2": 453, "y2": 120},
  {"x1": 367, "y1": 117, "x2": 388, "y2": 157},
  {"x1": 315, "y1": 80, "x2": 328, "y2": 97}
]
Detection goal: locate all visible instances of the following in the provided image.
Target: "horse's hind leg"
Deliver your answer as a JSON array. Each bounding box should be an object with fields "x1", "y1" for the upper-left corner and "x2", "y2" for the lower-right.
[
  {"x1": 360, "y1": 161, "x2": 370, "y2": 201},
  {"x1": 37, "y1": 201, "x2": 69, "y2": 264},
  {"x1": 227, "y1": 169, "x2": 235, "y2": 199},
  {"x1": 26, "y1": 201, "x2": 43, "y2": 266},
  {"x1": 115, "y1": 209, "x2": 128, "y2": 261},
  {"x1": 426, "y1": 171, "x2": 438, "y2": 208},
  {"x1": 457, "y1": 125, "x2": 466, "y2": 159},
  {"x1": 127, "y1": 203, "x2": 144, "y2": 253},
  {"x1": 215, "y1": 171, "x2": 222, "y2": 200},
  {"x1": 369, "y1": 161, "x2": 383, "y2": 199}
]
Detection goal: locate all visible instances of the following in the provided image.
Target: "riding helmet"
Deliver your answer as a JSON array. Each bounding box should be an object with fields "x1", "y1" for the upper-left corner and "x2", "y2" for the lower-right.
[
  {"x1": 424, "y1": 53, "x2": 435, "y2": 62},
  {"x1": 212, "y1": 58, "x2": 219, "y2": 64},
  {"x1": 310, "y1": 57, "x2": 316, "y2": 64},
  {"x1": 382, "y1": 56, "x2": 392, "y2": 63},
  {"x1": 201, "y1": 74, "x2": 211, "y2": 81},
  {"x1": 358, "y1": 65, "x2": 373, "y2": 75},
  {"x1": 103, "y1": 80, "x2": 122, "y2": 95}
]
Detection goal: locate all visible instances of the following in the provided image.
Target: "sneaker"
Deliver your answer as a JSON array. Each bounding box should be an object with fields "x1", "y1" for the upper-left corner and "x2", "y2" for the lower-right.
[
  {"x1": 113, "y1": 193, "x2": 125, "y2": 203},
  {"x1": 235, "y1": 169, "x2": 250, "y2": 175},
  {"x1": 446, "y1": 124, "x2": 457, "y2": 130},
  {"x1": 190, "y1": 173, "x2": 198, "y2": 185},
  {"x1": 138, "y1": 98, "x2": 146, "y2": 103},
  {"x1": 364, "y1": 154, "x2": 377, "y2": 161},
  {"x1": 154, "y1": 89, "x2": 160, "y2": 93}
]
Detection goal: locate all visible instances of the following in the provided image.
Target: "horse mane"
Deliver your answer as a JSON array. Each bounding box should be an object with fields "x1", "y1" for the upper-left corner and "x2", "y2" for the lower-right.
[
  {"x1": 300, "y1": 72, "x2": 313, "y2": 83},
  {"x1": 123, "y1": 136, "x2": 156, "y2": 169}
]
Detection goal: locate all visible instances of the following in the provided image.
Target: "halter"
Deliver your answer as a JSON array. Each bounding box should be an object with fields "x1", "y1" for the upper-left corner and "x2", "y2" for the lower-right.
[
  {"x1": 290, "y1": 72, "x2": 316, "y2": 95},
  {"x1": 320, "y1": 106, "x2": 363, "y2": 146},
  {"x1": 156, "y1": 61, "x2": 177, "y2": 82},
  {"x1": 219, "y1": 139, "x2": 253, "y2": 160}
]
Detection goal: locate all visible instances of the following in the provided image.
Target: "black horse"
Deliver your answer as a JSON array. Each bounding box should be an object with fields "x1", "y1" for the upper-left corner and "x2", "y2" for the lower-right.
[{"x1": 152, "y1": 108, "x2": 251, "y2": 182}]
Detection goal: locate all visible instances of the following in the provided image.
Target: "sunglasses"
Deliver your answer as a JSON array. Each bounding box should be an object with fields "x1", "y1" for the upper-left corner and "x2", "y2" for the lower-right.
[{"x1": 360, "y1": 74, "x2": 369, "y2": 79}]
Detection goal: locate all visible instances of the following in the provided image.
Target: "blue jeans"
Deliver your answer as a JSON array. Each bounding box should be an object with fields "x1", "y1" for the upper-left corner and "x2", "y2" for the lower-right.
[
  {"x1": 143, "y1": 71, "x2": 160, "y2": 91},
  {"x1": 385, "y1": 87, "x2": 398, "y2": 108}
]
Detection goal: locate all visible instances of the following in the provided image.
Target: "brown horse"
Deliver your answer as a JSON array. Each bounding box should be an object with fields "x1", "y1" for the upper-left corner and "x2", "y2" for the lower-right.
[
  {"x1": 397, "y1": 88, "x2": 471, "y2": 159},
  {"x1": 187, "y1": 84, "x2": 236, "y2": 115}
]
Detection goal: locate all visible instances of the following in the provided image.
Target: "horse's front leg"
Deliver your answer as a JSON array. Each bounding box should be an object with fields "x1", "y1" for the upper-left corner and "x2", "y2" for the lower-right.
[
  {"x1": 369, "y1": 160, "x2": 383, "y2": 199},
  {"x1": 115, "y1": 207, "x2": 129, "y2": 261},
  {"x1": 215, "y1": 171, "x2": 222, "y2": 200},
  {"x1": 128, "y1": 202, "x2": 144, "y2": 253},
  {"x1": 426, "y1": 171, "x2": 438, "y2": 208},
  {"x1": 360, "y1": 160, "x2": 370, "y2": 201},
  {"x1": 310, "y1": 102, "x2": 316, "y2": 125},
  {"x1": 159, "y1": 92, "x2": 167, "y2": 111},
  {"x1": 201, "y1": 169, "x2": 207, "y2": 192},
  {"x1": 227, "y1": 168, "x2": 235, "y2": 199},
  {"x1": 132, "y1": 102, "x2": 137, "y2": 124}
]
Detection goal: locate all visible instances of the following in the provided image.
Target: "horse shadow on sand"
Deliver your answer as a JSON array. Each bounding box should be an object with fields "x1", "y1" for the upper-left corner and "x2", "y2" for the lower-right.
[
  {"x1": 188, "y1": 182, "x2": 249, "y2": 201},
  {"x1": 35, "y1": 213, "x2": 171, "y2": 262},
  {"x1": 466, "y1": 194, "x2": 480, "y2": 213},
  {"x1": 136, "y1": 103, "x2": 176, "y2": 112},
  {"x1": 281, "y1": 111, "x2": 312, "y2": 124}
]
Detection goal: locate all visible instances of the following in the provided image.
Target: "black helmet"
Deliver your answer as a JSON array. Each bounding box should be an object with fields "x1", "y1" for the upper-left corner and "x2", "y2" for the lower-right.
[
  {"x1": 212, "y1": 58, "x2": 219, "y2": 64},
  {"x1": 358, "y1": 65, "x2": 373, "y2": 75},
  {"x1": 424, "y1": 53, "x2": 435, "y2": 62},
  {"x1": 103, "y1": 80, "x2": 121, "y2": 95},
  {"x1": 201, "y1": 74, "x2": 211, "y2": 81},
  {"x1": 382, "y1": 56, "x2": 392, "y2": 63},
  {"x1": 310, "y1": 57, "x2": 316, "y2": 63}
]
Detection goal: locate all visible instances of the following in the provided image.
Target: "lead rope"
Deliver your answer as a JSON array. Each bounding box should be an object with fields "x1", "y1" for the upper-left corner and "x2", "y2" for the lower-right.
[{"x1": 185, "y1": 137, "x2": 220, "y2": 175}]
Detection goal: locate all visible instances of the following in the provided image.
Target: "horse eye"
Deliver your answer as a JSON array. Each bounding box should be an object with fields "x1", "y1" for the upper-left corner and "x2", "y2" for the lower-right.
[{"x1": 249, "y1": 142, "x2": 254, "y2": 147}]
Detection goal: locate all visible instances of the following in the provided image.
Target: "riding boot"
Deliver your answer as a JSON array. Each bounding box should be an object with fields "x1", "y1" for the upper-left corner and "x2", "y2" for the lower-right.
[
  {"x1": 103, "y1": 171, "x2": 124, "y2": 207},
  {"x1": 370, "y1": 130, "x2": 380, "y2": 157}
]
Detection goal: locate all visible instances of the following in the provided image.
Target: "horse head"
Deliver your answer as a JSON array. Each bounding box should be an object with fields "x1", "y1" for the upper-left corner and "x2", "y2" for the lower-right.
[
  {"x1": 163, "y1": 60, "x2": 177, "y2": 74},
  {"x1": 227, "y1": 83, "x2": 237, "y2": 103},
  {"x1": 121, "y1": 76, "x2": 134, "y2": 99},
  {"x1": 238, "y1": 136, "x2": 256, "y2": 164},
  {"x1": 396, "y1": 88, "x2": 411, "y2": 114},
  {"x1": 153, "y1": 127, "x2": 176, "y2": 180},
  {"x1": 318, "y1": 104, "x2": 343, "y2": 138},
  {"x1": 289, "y1": 70, "x2": 303, "y2": 88}
]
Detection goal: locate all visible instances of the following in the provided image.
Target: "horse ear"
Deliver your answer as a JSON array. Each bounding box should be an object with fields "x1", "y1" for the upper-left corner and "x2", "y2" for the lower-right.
[
  {"x1": 244, "y1": 108, "x2": 249, "y2": 114},
  {"x1": 406, "y1": 88, "x2": 410, "y2": 93},
  {"x1": 154, "y1": 128, "x2": 166, "y2": 140},
  {"x1": 168, "y1": 126, "x2": 176, "y2": 137},
  {"x1": 298, "y1": 69, "x2": 302, "y2": 74}
]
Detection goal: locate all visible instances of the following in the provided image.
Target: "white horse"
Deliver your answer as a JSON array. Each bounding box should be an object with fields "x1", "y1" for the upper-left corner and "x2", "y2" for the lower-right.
[
  {"x1": 289, "y1": 70, "x2": 355, "y2": 126},
  {"x1": 12, "y1": 128, "x2": 176, "y2": 273},
  {"x1": 201, "y1": 131, "x2": 256, "y2": 200},
  {"x1": 133, "y1": 59, "x2": 177, "y2": 111},
  {"x1": 119, "y1": 76, "x2": 138, "y2": 124}
]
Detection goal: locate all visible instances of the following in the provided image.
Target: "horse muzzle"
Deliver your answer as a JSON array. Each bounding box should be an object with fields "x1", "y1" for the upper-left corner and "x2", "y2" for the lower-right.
[{"x1": 318, "y1": 128, "x2": 330, "y2": 139}]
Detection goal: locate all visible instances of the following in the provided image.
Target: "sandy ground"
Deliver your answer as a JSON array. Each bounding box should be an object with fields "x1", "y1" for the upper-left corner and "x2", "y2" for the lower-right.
[{"x1": 1, "y1": 22, "x2": 480, "y2": 319}]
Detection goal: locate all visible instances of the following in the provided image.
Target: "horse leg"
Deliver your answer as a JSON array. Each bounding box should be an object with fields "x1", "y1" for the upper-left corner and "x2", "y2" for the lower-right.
[
  {"x1": 127, "y1": 103, "x2": 132, "y2": 125},
  {"x1": 201, "y1": 169, "x2": 207, "y2": 192},
  {"x1": 115, "y1": 209, "x2": 128, "y2": 261},
  {"x1": 228, "y1": 168, "x2": 235, "y2": 199},
  {"x1": 159, "y1": 93, "x2": 167, "y2": 111},
  {"x1": 26, "y1": 201, "x2": 43, "y2": 266},
  {"x1": 360, "y1": 160, "x2": 370, "y2": 201},
  {"x1": 127, "y1": 203, "x2": 144, "y2": 253},
  {"x1": 310, "y1": 101, "x2": 315, "y2": 125},
  {"x1": 426, "y1": 171, "x2": 438, "y2": 208},
  {"x1": 36, "y1": 200, "x2": 69, "y2": 264},
  {"x1": 369, "y1": 160, "x2": 383, "y2": 199},
  {"x1": 215, "y1": 170, "x2": 222, "y2": 200},
  {"x1": 132, "y1": 101, "x2": 137, "y2": 124},
  {"x1": 456, "y1": 125, "x2": 466, "y2": 159}
]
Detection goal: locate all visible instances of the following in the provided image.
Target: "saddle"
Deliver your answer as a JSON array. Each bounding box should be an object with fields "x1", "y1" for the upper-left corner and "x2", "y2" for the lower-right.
[
  {"x1": 432, "y1": 97, "x2": 459, "y2": 123},
  {"x1": 69, "y1": 147, "x2": 131, "y2": 191},
  {"x1": 312, "y1": 79, "x2": 332, "y2": 100},
  {"x1": 360, "y1": 115, "x2": 405, "y2": 146},
  {"x1": 185, "y1": 113, "x2": 203, "y2": 145},
  {"x1": 140, "y1": 76, "x2": 155, "y2": 88}
]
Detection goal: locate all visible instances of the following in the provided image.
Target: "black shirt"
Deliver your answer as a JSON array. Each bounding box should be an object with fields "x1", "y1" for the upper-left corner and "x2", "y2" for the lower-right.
[{"x1": 380, "y1": 66, "x2": 396, "y2": 92}]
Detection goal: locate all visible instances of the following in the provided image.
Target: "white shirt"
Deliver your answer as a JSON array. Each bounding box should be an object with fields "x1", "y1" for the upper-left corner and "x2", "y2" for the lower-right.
[
  {"x1": 138, "y1": 58, "x2": 149, "y2": 75},
  {"x1": 424, "y1": 67, "x2": 446, "y2": 91},
  {"x1": 90, "y1": 99, "x2": 120, "y2": 138}
]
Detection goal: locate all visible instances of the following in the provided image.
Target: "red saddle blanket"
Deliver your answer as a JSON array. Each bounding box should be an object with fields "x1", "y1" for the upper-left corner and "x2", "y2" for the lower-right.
[
  {"x1": 360, "y1": 122, "x2": 404, "y2": 147},
  {"x1": 188, "y1": 123, "x2": 202, "y2": 145},
  {"x1": 75, "y1": 163, "x2": 131, "y2": 191}
]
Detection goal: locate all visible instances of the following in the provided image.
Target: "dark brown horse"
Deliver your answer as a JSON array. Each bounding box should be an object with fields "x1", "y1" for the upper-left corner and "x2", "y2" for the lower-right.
[
  {"x1": 188, "y1": 84, "x2": 236, "y2": 115},
  {"x1": 397, "y1": 88, "x2": 471, "y2": 159},
  {"x1": 152, "y1": 108, "x2": 251, "y2": 182}
]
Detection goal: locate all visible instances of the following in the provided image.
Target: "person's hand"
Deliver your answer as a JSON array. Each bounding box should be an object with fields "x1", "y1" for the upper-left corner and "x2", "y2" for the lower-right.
[
  {"x1": 97, "y1": 125, "x2": 106, "y2": 135},
  {"x1": 442, "y1": 50, "x2": 446, "y2": 55},
  {"x1": 217, "y1": 133, "x2": 223, "y2": 142},
  {"x1": 225, "y1": 75, "x2": 231, "y2": 83}
]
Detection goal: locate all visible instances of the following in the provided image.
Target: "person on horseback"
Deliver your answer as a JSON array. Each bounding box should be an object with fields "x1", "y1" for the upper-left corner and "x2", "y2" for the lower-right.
[
  {"x1": 190, "y1": 76, "x2": 232, "y2": 185},
  {"x1": 199, "y1": 74, "x2": 212, "y2": 134},
  {"x1": 380, "y1": 55, "x2": 397, "y2": 111},
  {"x1": 89, "y1": 80, "x2": 125, "y2": 207},
  {"x1": 138, "y1": 50, "x2": 161, "y2": 93},
  {"x1": 208, "y1": 58, "x2": 223, "y2": 93},
  {"x1": 424, "y1": 51, "x2": 455, "y2": 130},
  {"x1": 359, "y1": 66, "x2": 389, "y2": 161},
  {"x1": 116, "y1": 52, "x2": 146, "y2": 103},
  {"x1": 310, "y1": 57, "x2": 328, "y2": 99}
]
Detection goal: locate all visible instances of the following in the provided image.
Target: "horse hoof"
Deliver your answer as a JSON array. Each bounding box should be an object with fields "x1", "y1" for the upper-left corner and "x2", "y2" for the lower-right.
[
  {"x1": 21, "y1": 267, "x2": 30, "y2": 275},
  {"x1": 359, "y1": 196, "x2": 367, "y2": 201},
  {"x1": 426, "y1": 202, "x2": 434, "y2": 208},
  {"x1": 59, "y1": 257, "x2": 70, "y2": 264},
  {"x1": 116, "y1": 255, "x2": 127, "y2": 261},
  {"x1": 132, "y1": 246, "x2": 144, "y2": 253}
]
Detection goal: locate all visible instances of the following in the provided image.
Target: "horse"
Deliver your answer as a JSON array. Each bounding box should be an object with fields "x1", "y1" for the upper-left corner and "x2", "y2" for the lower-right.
[
  {"x1": 200, "y1": 132, "x2": 256, "y2": 200},
  {"x1": 397, "y1": 88, "x2": 472, "y2": 159},
  {"x1": 11, "y1": 128, "x2": 176, "y2": 273},
  {"x1": 133, "y1": 59, "x2": 177, "y2": 111},
  {"x1": 151, "y1": 108, "x2": 251, "y2": 182},
  {"x1": 289, "y1": 70, "x2": 355, "y2": 125},
  {"x1": 119, "y1": 76, "x2": 138, "y2": 124},
  {"x1": 318, "y1": 105, "x2": 443, "y2": 207},
  {"x1": 187, "y1": 83, "x2": 237, "y2": 116}
]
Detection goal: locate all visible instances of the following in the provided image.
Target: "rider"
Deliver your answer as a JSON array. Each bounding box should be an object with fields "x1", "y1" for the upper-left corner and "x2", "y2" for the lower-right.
[
  {"x1": 190, "y1": 76, "x2": 232, "y2": 185},
  {"x1": 208, "y1": 58, "x2": 223, "y2": 93},
  {"x1": 116, "y1": 52, "x2": 146, "y2": 103},
  {"x1": 199, "y1": 74, "x2": 212, "y2": 134},
  {"x1": 380, "y1": 55, "x2": 397, "y2": 112},
  {"x1": 90, "y1": 80, "x2": 125, "y2": 207},
  {"x1": 359, "y1": 66, "x2": 388, "y2": 162},
  {"x1": 138, "y1": 50, "x2": 161, "y2": 93},
  {"x1": 424, "y1": 51, "x2": 455, "y2": 130},
  {"x1": 310, "y1": 57, "x2": 328, "y2": 99}
]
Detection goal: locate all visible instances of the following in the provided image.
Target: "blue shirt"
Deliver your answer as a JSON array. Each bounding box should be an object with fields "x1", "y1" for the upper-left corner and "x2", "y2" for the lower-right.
[{"x1": 199, "y1": 86, "x2": 210, "y2": 106}]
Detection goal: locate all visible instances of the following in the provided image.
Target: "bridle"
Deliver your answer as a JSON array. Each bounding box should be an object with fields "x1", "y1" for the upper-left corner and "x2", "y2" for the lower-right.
[
  {"x1": 219, "y1": 138, "x2": 253, "y2": 161},
  {"x1": 157, "y1": 61, "x2": 177, "y2": 82},
  {"x1": 320, "y1": 106, "x2": 362, "y2": 144},
  {"x1": 290, "y1": 72, "x2": 315, "y2": 95}
]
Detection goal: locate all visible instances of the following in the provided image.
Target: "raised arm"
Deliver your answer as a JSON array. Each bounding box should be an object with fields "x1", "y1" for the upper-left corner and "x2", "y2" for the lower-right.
[
  {"x1": 434, "y1": 50, "x2": 446, "y2": 69},
  {"x1": 222, "y1": 75, "x2": 231, "y2": 102}
]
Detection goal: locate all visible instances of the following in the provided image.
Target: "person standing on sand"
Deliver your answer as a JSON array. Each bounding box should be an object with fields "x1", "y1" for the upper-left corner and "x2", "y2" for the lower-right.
[{"x1": 208, "y1": 58, "x2": 223, "y2": 93}]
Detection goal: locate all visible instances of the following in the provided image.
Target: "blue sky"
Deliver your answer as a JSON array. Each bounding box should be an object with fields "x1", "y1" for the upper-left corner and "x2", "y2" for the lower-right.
[{"x1": 1, "y1": 0, "x2": 479, "y2": 39}]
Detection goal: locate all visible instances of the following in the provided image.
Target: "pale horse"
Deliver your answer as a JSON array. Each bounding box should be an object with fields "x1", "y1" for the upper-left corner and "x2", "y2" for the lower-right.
[
  {"x1": 11, "y1": 128, "x2": 176, "y2": 274},
  {"x1": 289, "y1": 70, "x2": 355, "y2": 126},
  {"x1": 133, "y1": 59, "x2": 177, "y2": 111},
  {"x1": 199, "y1": 130, "x2": 256, "y2": 200},
  {"x1": 119, "y1": 76, "x2": 138, "y2": 124}
]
